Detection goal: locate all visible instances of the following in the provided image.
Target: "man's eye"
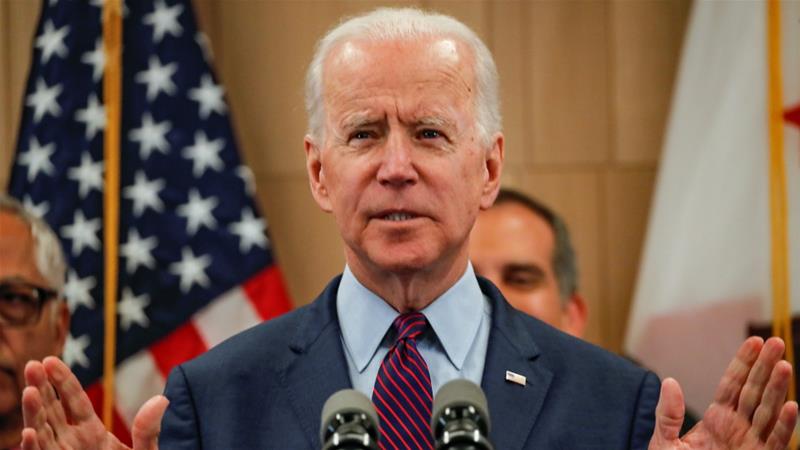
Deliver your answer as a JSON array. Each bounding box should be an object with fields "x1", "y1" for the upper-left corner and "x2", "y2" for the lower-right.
[
  {"x1": 419, "y1": 129, "x2": 443, "y2": 140},
  {"x1": 350, "y1": 131, "x2": 373, "y2": 140}
]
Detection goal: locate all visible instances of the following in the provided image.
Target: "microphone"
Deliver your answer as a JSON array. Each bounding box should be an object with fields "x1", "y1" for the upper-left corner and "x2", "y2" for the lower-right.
[
  {"x1": 430, "y1": 379, "x2": 494, "y2": 450},
  {"x1": 320, "y1": 389, "x2": 380, "y2": 450}
]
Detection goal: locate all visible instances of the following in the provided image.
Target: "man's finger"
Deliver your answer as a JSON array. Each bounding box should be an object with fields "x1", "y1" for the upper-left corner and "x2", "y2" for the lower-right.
[
  {"x1": 737, "y1": 337, "x2": 785, "y2": 419},
  {"x1": 650, "y1": 377, "x2": 685, "y2": 445},
  {"x1": 764, "y1": 401, "x2": 798, "y2": 450},
  {"x1": 21, "y1": 387, "x2": 59, "y2": 450},
  {"x1": 713, "y1": 336, "x2": 764, "y2": 407},
  {"x1": 42, "y1": 356, "x2": 97, "y2": 424},
  {"x1": 20, "y1": 428, "x2": 43, "y2": 450},
  {"x1": 24, "y1": 360, "x2": 70, "y2": 438},
  {"x1": 132, "y1": 395, "x2": 169, "y2": 450},
  {"x1": 751, "y1": 360, "x2": 792, "y2": 439}
]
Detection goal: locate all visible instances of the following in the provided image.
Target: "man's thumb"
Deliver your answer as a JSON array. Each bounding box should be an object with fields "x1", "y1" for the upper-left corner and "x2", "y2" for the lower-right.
[
  {"x1": 132, "y1": 395, "x2": 169, "y2": 450},
  {"x1": 649, "y1": 377, "x2": 686, "y2": 449}
]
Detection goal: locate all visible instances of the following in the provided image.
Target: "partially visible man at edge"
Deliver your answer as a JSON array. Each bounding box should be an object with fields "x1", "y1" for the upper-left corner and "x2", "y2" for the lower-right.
[
  {"x1": 0, "y1": 195, "x2": 69, "y2": 450},
  {"x1": 20, "y1": 8, "x2": 798, "y2": 450},
  {"x1": 469, "y1": 187, "x2": 698, "y2": 435}
]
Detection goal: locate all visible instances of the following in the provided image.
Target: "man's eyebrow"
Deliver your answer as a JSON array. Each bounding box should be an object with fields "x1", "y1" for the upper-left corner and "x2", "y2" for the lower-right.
[
  {"x1": 504, "y1": 263, "x2": 546, "y2": 276},
  {"x1": 415, "y1": 116, "x2": 454, "y2": 128},
  {"x1": 340, "y1": 112, "x2": 381, "y2": 129}
]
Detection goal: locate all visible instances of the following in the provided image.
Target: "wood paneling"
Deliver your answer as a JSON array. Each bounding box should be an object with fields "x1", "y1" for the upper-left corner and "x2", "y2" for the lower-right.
[
  {"x1": 529, "y1": 1, "x2": 610, "y2": 165},
  {"x1": 602, "y1": 168, "x2": 656, "y2": 353},
  {"x1": 611, "y1": 0, "x2": 691, "y2": 164}
]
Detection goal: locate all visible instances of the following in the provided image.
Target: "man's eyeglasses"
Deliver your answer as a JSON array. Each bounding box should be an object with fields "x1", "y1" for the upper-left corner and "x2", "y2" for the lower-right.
[{"x1": 0, "y1": 281, "x2": 58, "y2": 327}]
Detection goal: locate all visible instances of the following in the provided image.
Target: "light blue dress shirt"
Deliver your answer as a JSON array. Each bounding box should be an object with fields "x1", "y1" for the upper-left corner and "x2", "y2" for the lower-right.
[{"x1": 337, "y1": 263, "x2": 492, "y2": 399}]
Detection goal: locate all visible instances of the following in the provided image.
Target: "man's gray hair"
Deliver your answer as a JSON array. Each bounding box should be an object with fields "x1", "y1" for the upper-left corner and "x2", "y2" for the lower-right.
[
  {"x1": 0, "y1": 194, "x2": 67, "y2": 295},
  {"x1": 305, "y1": 7, "x2": 501, "y2": 145}
]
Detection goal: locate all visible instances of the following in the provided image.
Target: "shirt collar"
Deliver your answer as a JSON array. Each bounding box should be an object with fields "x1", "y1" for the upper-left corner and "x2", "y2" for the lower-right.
[{"x1": 337, "y1": 263, "x2": 484, "y2": 372}]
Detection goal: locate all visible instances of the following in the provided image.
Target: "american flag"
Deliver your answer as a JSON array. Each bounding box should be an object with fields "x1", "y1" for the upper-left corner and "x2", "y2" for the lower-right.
[{"x1": 7, "y1": 0, "x2": 291, "y2": 443}]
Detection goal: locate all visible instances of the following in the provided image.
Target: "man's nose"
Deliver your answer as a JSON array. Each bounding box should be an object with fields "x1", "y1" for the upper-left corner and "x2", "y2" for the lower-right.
[{"x1": 376, "y1": 133, "x2": 418, "y2": 187}]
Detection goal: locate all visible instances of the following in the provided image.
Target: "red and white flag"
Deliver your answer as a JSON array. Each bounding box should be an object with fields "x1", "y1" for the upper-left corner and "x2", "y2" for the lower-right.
[{"x1": 625, "y1": 0, "x2": 800, "y2": 415}]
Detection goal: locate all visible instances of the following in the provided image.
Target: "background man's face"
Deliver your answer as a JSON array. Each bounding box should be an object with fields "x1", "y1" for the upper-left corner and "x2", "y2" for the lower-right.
[
  {"x1": 0, "y1": 212, "x2": 68, "y2": 417},
  {"x1": 470, "y1": 202, "x2": 585, "y2": 337},
  {"x1": 306, "y1": 36, "x2": 502, "y2": 277}
]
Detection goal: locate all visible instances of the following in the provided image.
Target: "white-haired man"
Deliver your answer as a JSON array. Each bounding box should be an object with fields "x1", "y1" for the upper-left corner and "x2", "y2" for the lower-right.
[
  {"x1": 0, "y1": 195, "x2": 69, "y2": 449},
  {"x1": 20, "y1": 8, "x2": 797, "y2": 450}
]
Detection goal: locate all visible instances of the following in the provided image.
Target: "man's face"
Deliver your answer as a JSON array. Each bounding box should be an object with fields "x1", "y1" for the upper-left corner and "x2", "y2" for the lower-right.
[
  {"x1": 0, "y1": 212, "x2": 68, "y2": 417},
  {"x1": 469, "y1": 202, "x2": 586, "y2": 337},
  {"x1": 306, "y1": 36, "x2": 503, "y2": 278}
]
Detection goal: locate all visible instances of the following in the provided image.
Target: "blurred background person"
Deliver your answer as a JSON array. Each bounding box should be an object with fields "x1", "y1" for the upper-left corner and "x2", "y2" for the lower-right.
[
  {"x1": 469, "y1": 187, "x2": 587, "y2": 337},
  {"x1": 0, "y1": 195, "x2": 69, "y2": 449}
]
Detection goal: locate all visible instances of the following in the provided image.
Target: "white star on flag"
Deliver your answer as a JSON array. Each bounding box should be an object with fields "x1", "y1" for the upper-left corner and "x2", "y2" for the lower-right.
[
  {"x1": 63, "y1": 270, "x2": 97, "y2": 313},
  {"x1": 60, "y1": 210, "x2": 101, "y2": 256},
  {"x1": 26, "y1": 78, "x2": 62, "y2": 122},
  {"x1": 67, "y1": 152, "x2": 104, "y2": 198},
  {"x1": 81, "y1": 39, "x2": 105, "y2": 82},
  {"x1": 129, "y1": 112, "x2": 172, "y2": 159},
  {"x1": 143, "y1": 0, "x2": 184, "y2": 43},
  {"x1": 236, "y1": 165, "x2": 256, "y2": 195},
  {"x1": 177, "y1": 189, "x2": 218, "y2": 234},
  {"x1": 35, "y1": 20, "x2": 70, "y2": 63},
  {"x1": 121, "y1": 228, "x2": 158, "y2": 274},
  {"x1": 18, "y1": 137, "x2": 55, "y2": 182},
  {"x1": 123, "y1": 171, "x2": 165, "y2": 217},
  {"x1": 229, "y1": 207, "x2": 268, "y2": 253},
  {"x1": 74, "y1": 94, "x2": 106, "y2": 140},
  {"x1": 118, "y1": 288, "x2": 151, "y2": 331},
  {"x1": 64, "y1": 333, "x2": 91, "y2": 369},
  {"x1": 22, "y1": 197, "x2": 49, "y2": 219},
  {"x1": 182, "y1": 131, "x2": 225, "y2": 177},
  {"x1": 195, "y1": 32, "x2": 213, "y2": 62},
  {"x1": 135, "y1": 56, "x2": 177, "y2": 101},
  {"x1": 169, "y1": 247, "x2": 212, "y2": 294},
  {"x1": 188, "y1": 74, "x2": 226, "y2": 119}
]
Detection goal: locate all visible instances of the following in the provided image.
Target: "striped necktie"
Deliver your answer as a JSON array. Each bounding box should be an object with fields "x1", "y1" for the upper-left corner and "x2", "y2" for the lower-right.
[{"x1": 372, "y1": 312, "x2": 434, "y2": 450}]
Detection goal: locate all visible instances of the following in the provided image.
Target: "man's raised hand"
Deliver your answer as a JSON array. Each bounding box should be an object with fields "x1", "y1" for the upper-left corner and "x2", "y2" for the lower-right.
[
  {"x1": 20, "y1": 357, "x2": 168, "y2": 450},
  {"x1": 649, "y1": 336, "x2": 798, "y2": 450}
]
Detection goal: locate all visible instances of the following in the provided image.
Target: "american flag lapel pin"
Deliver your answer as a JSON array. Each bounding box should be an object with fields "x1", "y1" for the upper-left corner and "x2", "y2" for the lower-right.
[{"x1": 505, "y1": 370, "x2": 526, "y2": 386}]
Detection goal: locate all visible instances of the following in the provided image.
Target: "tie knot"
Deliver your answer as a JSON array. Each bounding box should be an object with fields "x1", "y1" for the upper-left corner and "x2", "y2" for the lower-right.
[{"x1": 393, "y1": 312, "x2": 427, "y2": 342}]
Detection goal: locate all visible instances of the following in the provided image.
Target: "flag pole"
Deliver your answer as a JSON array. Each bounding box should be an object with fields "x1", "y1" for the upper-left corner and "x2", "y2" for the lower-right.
[
  {"x1": 101, "y1": 0, "x2": 122, "y2": 430},
  {"x1": 766, "y1": 2, "x2": 797, "y2": 445}
]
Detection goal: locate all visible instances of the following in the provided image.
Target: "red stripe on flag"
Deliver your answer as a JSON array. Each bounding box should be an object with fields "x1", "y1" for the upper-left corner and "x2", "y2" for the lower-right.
[
  {"x1": 86, "y1": 383, "x2": 133, "y2": 446},
  {"x1": 149, "y1": 322, "x2": 208, "y2": 378},
  {"x1": 243, "y1": 266, "x2": 292, "y2": 320}
]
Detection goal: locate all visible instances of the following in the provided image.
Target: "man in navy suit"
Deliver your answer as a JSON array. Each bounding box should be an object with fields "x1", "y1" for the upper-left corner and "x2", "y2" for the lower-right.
[{"x1": 19, "y1": 7, "x2": 797, "y2": 450}]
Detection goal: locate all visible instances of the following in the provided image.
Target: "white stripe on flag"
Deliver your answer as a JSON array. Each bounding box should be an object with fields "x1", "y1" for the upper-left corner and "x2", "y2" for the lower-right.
[
  {"x1": 194, "y1": 285, "x2": 261, "y2": 348},
  {"x1": 115, "y1": 351, "x2": 166, "y2": 427}
]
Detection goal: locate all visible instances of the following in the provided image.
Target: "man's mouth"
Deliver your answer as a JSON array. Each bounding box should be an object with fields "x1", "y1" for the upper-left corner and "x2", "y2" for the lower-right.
[{"x1": 383, "y1": 212, "x2": 418, "y2": 221}]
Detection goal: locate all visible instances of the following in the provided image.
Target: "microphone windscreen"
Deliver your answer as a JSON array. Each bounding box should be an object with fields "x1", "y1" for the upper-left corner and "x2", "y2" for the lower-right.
[
  {"x1": 431, "y1": 379, "x2": 491, "y2": 433},
  {"x1": 320, "y1": 389, "x2": 379, "y2": 442}
]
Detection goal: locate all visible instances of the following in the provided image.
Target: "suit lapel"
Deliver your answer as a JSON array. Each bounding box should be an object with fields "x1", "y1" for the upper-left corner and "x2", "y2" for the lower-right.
[
  {"x1": 281, "y1": 276, "x2": 352, "y2": 449},
  {"x1": 479, "y1": 278, "x2": 553, "y2": 450}
]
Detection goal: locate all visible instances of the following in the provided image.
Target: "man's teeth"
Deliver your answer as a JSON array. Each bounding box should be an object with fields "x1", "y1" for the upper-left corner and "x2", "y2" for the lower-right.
[{"x1": 384, "y1": 212, "x2": 414, "y2": 221}]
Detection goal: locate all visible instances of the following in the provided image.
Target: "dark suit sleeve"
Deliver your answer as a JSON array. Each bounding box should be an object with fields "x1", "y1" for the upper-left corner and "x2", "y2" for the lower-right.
[
  {"x1": 629, "y1": 371, "x2": 660, "y2": 450},
  {"x1": 159, "y1": 365, "x2": 202, "y2": 449}
]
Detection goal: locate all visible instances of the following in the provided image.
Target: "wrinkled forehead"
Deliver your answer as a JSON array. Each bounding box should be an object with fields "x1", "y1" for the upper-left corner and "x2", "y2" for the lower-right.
[
  {"x1": 321, "y1": 35, "x2": 478, "y2": 106},
  {"x1": 0, "y1": 212, "x2": 39, "y2": 278}
]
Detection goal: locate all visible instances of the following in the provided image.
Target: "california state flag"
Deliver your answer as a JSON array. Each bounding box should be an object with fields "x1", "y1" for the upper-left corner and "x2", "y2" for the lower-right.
[{"x1": 625, "y1": 0, "x2": 800, "y2": 416}]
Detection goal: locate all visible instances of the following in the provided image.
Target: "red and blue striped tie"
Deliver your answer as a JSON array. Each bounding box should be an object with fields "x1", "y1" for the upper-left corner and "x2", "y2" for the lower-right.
[{"x1": 372, "y1": 312, "x2": 434, "y2": 450}]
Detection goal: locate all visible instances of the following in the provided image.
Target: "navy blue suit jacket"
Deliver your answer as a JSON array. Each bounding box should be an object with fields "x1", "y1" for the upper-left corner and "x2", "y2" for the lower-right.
[{"x1": 159, "y1": 276, "x2": 659, "y2": 449}]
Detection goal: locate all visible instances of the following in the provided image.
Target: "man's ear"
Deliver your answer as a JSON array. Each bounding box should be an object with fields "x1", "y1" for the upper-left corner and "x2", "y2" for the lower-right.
[
  {"x1": 479, "y1": 132, "x2": 504, "y2": 210},
  {"x1": 305, "y1": 135, "x2": 332, "y2": 213},
  {"x1": 53, "y1": 300, "x2": 70, "y2": 356},
  {"x1": 562, "y1": 293, "x2": 588, "y2": 339}
]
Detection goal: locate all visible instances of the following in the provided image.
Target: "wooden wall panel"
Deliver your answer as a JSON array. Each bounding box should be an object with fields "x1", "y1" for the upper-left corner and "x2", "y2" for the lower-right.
[
  {"x1": 529, "y1": 1, "x2": 610, "y2": 165},
  {"x1": 0, "y1": 0, "x2": 40, "y2": 190},
  {"x1": 518, "y1": 170, "x2": 604, "y2": 345},
  {"x1": 489, "y1": 1, "x2": 526, "y2": 167},
  {"x1": 256, "y1": 175, "x2": 343, "y2": 307},
  {"x1": 611, "y1": 0, "x2": 691, "y2": 164},
  {"x1": 0, "y1": 1, "x2": 9, "y2": 190},
  {"x1": 601, "y1": 168, "x2": 656, "y2": 353}
]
